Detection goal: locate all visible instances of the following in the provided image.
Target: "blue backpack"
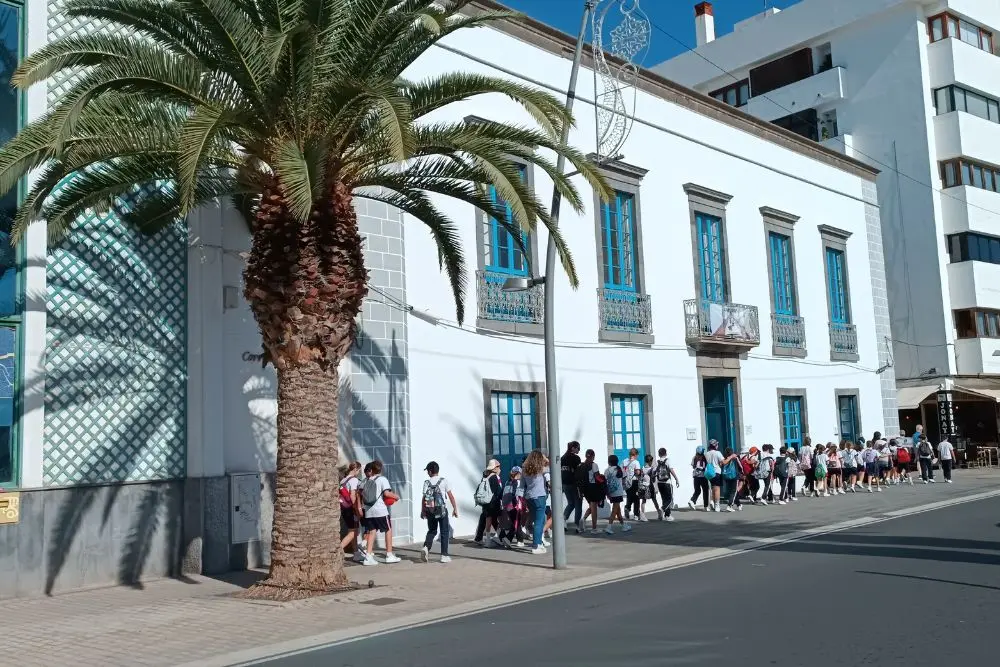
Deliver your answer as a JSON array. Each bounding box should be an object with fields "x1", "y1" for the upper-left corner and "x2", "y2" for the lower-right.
[
  {"x1": 722, "y1": 459, "x2": 739, "y2": 480},
  {"x1": 705, "y1": 462, "x2": 717, "y2": 480}
]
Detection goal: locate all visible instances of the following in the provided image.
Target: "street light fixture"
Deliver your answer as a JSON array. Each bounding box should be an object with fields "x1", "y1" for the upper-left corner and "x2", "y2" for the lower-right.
[{"x1": 501, "y1": 276, "x2": 545, "y2": 292}]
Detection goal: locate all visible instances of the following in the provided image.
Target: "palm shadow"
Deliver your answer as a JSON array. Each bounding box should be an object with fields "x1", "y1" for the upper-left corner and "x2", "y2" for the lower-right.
[{"x1": 34, "y1": 207, "x2": 189, "y2": 594}]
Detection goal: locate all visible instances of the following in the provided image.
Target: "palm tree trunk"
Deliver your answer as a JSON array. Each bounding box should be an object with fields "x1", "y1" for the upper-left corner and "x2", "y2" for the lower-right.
[{"x1": 243, "y1": 180, "x2": 367, "y2": 599}]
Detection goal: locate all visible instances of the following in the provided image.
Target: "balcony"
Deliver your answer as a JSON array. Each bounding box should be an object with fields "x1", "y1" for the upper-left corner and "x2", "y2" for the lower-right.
[
  {"x1": 927, "y1": 36, "x2": 1000, "y2": 103},
  {"x1": 476, "y1": 270, "x2": 543, "y2": 335},
  {"x1": 597, "y1": 288, "x2": 654, "y2": 344},
  {"x1": 939, "y1": 185, "x2": 1000, "y2": 236},
  {"x1": 933, "y1": 111, "x2": 1000, "y2": 166},
  {"x1": 955, "y1": 337, "x2": 1000, "y2": 375},
  {"x1": 745, "y1": 66, "x2": 846, "y2": 123},
  {"x1": 771, "y1": 313, "x2": 806, "y2": 356},
  {"x1": 683, "y1": 299, "x2": 760, "y2": 351},
  {"x1": 947, "y1": 261, "x2": 1000, "y2": 311},
  {"x1": 828, "y1": 322, "x2": 858, "y2": 361}
]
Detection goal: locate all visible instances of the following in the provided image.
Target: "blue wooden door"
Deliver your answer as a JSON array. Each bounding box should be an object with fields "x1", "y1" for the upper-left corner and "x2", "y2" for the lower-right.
[
  {"x1": 703, "y1": 378, "x2": 737, "y2": 452},
  {"x1": 838, "y1": 395, "x2": 859, "y2": 444},
  {"x1": 780, "y1": 396, "x2": 803, "y2": 451},
  {"x1": 696, "y1": 212, "x2": 726, "y2": 303},
  {"x1": 490, "y1": 391, "x2": 538, "y2": 476},
  {"x1": 610, "y1": 394, "x2": 646, "y2": 464}
]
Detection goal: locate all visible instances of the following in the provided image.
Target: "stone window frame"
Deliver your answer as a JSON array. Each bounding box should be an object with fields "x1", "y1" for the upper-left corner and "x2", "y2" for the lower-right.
[
  {"x1": 761, "y1": 207, "x2": 805, "y2": 358},
  {"x1": 591, "y1": 156, "x2": 653, "y2": 345},
  {"x1": 818, "y1": 224, "x2": 858, "y2": 362},
  {"x1": 834, "y1": 388, "x2": 861, "y2": 442},
  {"x1": 603, "y1": 383, "x2": 656, "y2": 456},
  {"x1": 481, "y1": 379, "x2": 549, "y2": 462},
  {"x1": 469, "y1": 115, "x2": 542, "y2": 336},
  {"x1": 694, "y1": 356, "x2": 746, "y2": 453},
  {"x1": 684, "y1": 183, "x2": 735, "y2": 304},
  {"x1": 775, "y1": 387, "x2": 810, "y2": 448}
]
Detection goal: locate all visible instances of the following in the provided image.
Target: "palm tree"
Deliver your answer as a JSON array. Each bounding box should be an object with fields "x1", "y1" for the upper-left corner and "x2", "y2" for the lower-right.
[{"x1": 0, "y1": 0, "x2": 607, "y2": 598}]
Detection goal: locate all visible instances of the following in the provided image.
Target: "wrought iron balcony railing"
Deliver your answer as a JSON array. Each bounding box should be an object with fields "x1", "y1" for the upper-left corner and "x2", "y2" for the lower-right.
[
  {"x1": 683, "y1": 299, "x2": 760, "y2": 348},
  {"x1": 829, "y1": 321, "x2": 858, "y2": 358},
  {"x1": 598, "y1": 288, "x2": 653, "y2": 335},
  {"x1": 772, "y1": 313, "x2": 806, "y2": 352},
  {"x1": 476, "y1": 270, "x2": 543, "y2": 325}
]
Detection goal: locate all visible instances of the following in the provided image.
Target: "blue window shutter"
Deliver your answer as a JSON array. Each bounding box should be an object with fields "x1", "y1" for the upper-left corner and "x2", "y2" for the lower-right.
[
  {"x1": 825, "y1": 248, "x2": 849, "y2": 324},
  {"x1": 602, "y1": 191, "x2": 638, "y2": 291},
  {"x1": 769, "y1": 232, "x2": 796, "y2": 315},
  {"x1": 486, "y1": 166, "x2": 529, "y2": 276},
  {"x1": 697, "y1": 213, "x2": 726, "y2": 303}
]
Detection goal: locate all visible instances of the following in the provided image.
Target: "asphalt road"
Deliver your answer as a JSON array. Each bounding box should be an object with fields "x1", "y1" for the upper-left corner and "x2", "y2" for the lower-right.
[{"x1": 258, "y1": 495, "x2": 1000, "y2": 667}]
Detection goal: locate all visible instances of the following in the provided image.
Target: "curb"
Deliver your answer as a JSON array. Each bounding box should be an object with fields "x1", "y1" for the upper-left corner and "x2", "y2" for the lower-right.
[{"x1": 178, "y1": 487, "x2": 1000, "y2": 667}]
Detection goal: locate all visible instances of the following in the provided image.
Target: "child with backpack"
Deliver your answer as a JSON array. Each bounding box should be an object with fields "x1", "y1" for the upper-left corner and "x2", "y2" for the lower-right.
[
  {"x1": 580, "y1": 449, "x2": 605, "y2": 533},
  {"x1": 603, "y1": 454, "x2": 630, "y2": 534},
  {"x1": 721, "y1": 447, "x2": 743, "y2": 512},
  {"x1": 688, "y1": 446, "x2": 709, "y2": 511},
  {"x1": 622, "y1": 448, "x2": 642, "y2": 521},
  {"x1": 498, "y1": 466, "x2": 525, "y2": 548},
  {"x1": 775, "y1": 446, "x2": 792, "y2": 504},
  {"x1": 420, "y1": 461, "x2": 458, "y2": 564},
  {"x1": 473, "y1": 459, "x2": 503, "y2": 547},
  {"x1": 895, "y1": 437, "x2": 913, "y2": 485},
  {"x1": 339, "y1": 461, "x2": 364, "y2": 562},
  {"x1": 754, "y1": 445, "x2": 776, "y2": 505},
  {"x1": 653, "y1": 448, "x2": 680, "y2": 522},
  {"x1": 917, "y1": 434, "x2": 935, "y2": 483},
  {"x1": 639, "y1": 454, "x2": 661, "y2": 521},
  {"x1": 360, "y1": 460, "x2": 401, "y2": 566}
]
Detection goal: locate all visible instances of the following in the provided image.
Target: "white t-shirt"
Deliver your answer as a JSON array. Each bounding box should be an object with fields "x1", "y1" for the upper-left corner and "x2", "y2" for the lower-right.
[
  {"x1": 938, "y1": 441, "x2": 954, "y2": 461},
  {"x1": 814, "y1": 452, "x2": 828, "y2": 468},
  {"x1": 704, "y1": 449, "x2": 724, "y2": 470},
  {"x1": 424, "y1": 475, "x2": 451, "y2": 501},
  {"x1": 344, "y1": 476, "x2": 361, "y2": 493},
  {"x1": 362, "y1": 475, "x2": 392, "y2": 518},
  {"x1": 585, "y1": 460, "x2": 600, "y2": 483},
  {"x1": 623, "y1": 459, "x2": 641, "y2": 485},
  {"x1": 799, "y1": 446, "x2": 814, "y2": 467}
]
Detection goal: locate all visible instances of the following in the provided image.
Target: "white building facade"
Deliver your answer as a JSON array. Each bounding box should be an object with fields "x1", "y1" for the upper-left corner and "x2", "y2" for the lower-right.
[
  {"x1": 657, "y1": 0, "x2": 1000, "y2": 443},
  {"x1": 0, "y1": 1, "x2": 894, "y2": 597}
]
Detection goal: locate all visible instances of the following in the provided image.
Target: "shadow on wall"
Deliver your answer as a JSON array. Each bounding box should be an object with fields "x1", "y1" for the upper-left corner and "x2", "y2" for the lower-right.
[{"x1": 32, "y1": 212, "x2": 188, "y2": 595}]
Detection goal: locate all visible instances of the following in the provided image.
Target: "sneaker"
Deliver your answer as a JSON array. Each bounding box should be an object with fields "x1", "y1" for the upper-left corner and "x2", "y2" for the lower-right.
[
  {"x1": 778, "y1": 500, "x2": 787, "y2": 505},
  {"x1": 440, "y1": 555, "x2": 452, "y2": 563},
  {"x1": 725, "y1": 506, "x2": 736, "y2": 513},
  {"x1": 542, "y1": 538, "x2": 551, "y2": 547},
  {"x1": 515, "y1": 541, "x2": 525, "y2": 548},
  {"x1": 543, "y1": 530, "x2": 552, "y2": 540},
  {"x1": 501, "y1": 536, "x2": 512, "y2": 549},
  {"x1": 622, "y1": 523, "x2": 633, "y2": 533},
  {"x1": 788, "y1": 496, "x2": 797, "y2": 502},
  {"x1": 575, "y1": 523, "x2": 583, "y2": 534},
  {"x1": 929, "y1": 479, "x2": 936, "y2": 484},
  {"x1": 362, "y1": 555, "x2": 378, "y2": 567},
  {"x1": 760, "y1": 499, "x2": 769, "y2": 506},
  {"x1": 687, "y1": 501, "x2": 696, "y2": 510},
  {"x1": 946, "y1": 479, "x2": 953, "y2": 484},
  {"x1": 736, "y1": 505, "x2": 743, "y2": 512},
  {"x1": 921, "y1": 479, "x2": 927, "y2": 484},
  {"x1": 420, "y1": 546, "x2": 429, "y2": 563},
  {"x1": 665, "y1": 515, "x2": 675, "y2": 522},
  {"x1": 638, "y1": 514, "x2": 648, "y2": 522},
  {"x1": 604, "y1": 527, "x2": 614, "y2": 535},
  {"x1": 384, "y1": 553, "x2": 402, "y2": 564},
  {"x1": 531, "y1": 546, "x2": 547, "y2": 555},
  {"x1": 823, "y1": 492, "x2": 830, "y2": 497}
]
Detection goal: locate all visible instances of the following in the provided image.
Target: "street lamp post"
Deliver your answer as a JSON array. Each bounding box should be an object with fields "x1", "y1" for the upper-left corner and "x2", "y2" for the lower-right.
[{"x1": 503, "y1": 1, "x2": 595, "y2": 571}]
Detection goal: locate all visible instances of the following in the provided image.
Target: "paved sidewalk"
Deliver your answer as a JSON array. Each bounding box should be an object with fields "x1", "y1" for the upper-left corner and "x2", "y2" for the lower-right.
[{"x1": 2, "y1": 470, "x2": 998, "y2": 667}]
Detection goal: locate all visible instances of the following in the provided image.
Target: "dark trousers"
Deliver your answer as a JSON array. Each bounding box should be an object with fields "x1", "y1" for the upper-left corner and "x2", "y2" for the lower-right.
[
  {"x1": 784, "y1": 475, "x2": 796, "y2": 499},
  {"x1": 747, "y1": 477, "x2": 761, "y2": 500},
  {"x1": 424, "y1": 513, "x2": 450, "y2": 556},
  {"x1": 690, "y1": 477, "x2": 709, "y2": 507},
  {"x1": 499, "y1": 508, "x2": 519, "y2": 542},
  {"x1": 801, "y1": 468, "x2": 814, "y2": 493},
  {"x1": 475, "y1": 503, "x2": 499, "y2": 541},
  {"x1": 625, "y1": 481, "x2": 641, "y2": 517},
  {"x1": 919, "y1": 458, "x2": 934, "y2": 481},
  {"x1": 563, "y1": 485, "x2": 583, "y2": 525},
  {"x1": 723, "y1": 478, "x2": 741, "y2": 507},
  {"x1": 658, "y1": 483, "x2": 674, "y2": 517},
  {"x1": 942, "y1": 459, "x2": 953, "y2": 481}
]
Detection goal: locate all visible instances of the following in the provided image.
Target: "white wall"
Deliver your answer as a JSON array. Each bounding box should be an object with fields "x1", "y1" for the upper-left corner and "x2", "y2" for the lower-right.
[{"x1": 401, "y1": 24, "x2": 888, "y2": 537}]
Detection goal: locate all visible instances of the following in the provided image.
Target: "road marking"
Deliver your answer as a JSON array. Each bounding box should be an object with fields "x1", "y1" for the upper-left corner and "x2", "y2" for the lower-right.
[{"x1": 179, "y1": 487, "x2": 1000, "y2": 667}]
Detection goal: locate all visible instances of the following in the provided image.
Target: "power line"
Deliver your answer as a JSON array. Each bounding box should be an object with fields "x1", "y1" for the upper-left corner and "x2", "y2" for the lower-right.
[{"x1": 647, "y1": 18, "x2": 1000, "y2": 223}]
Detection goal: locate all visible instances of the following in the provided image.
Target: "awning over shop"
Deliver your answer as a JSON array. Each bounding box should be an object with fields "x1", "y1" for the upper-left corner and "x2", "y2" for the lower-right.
[
  {"x1": 896, "y1": 384, "x2": 939, "y2": 410},
  {"x1": 954, "y1": 386, "x2": 1000, "y2": 402}
]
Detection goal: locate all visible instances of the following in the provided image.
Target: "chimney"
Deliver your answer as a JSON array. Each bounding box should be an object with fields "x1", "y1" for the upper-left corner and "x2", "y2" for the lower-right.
[{"x1": 695, "y1": 2, "x2": 715, "y2": 46}]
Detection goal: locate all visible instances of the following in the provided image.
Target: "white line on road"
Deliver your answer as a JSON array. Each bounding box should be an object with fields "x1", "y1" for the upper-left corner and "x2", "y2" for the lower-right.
[{"x1": 179, "y1": 487, "x2": 1000, "y2": 667}]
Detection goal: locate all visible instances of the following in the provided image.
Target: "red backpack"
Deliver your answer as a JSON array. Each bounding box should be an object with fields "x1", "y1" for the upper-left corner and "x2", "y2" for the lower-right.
[
  {"x1": 739, "y1": 455, "x2": 755, "y2": 477},
  {"x1": 896, "y1": 447, "x2": 911, "y2": 464}
]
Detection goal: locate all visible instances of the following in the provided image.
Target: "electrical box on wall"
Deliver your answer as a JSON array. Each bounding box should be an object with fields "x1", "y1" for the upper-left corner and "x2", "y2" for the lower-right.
[{"x1": 231, "y1": 473, "x2": 261, "y2": 544}]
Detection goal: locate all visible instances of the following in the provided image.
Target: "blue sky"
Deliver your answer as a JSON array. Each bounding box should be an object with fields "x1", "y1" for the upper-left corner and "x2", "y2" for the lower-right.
[{"x1": 499, "y1": 0, "x2": 801, "y2": 65}]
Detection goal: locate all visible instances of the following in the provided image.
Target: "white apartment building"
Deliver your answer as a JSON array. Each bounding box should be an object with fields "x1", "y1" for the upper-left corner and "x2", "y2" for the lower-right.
[
  {"x1": 0, "y1": 0, "x2": 895, "y2": 597},
  {"x1": 657, "y1": 0, "x2": 1000, "y2": 447}
]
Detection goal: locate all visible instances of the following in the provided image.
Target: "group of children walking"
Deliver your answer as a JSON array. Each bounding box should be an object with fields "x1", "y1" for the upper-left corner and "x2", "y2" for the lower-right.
[{"x1": 340, "y1": 428, "x2": 959, "y2": 563}]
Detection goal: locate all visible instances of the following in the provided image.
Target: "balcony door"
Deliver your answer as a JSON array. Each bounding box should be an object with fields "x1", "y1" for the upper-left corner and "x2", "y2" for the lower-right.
[
  {"x1": 703, "y1": 378, "x2": 738, "y2": 452},
  {"x1": 696, "y1": 212, "x2": 726, "y2": 303}
]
